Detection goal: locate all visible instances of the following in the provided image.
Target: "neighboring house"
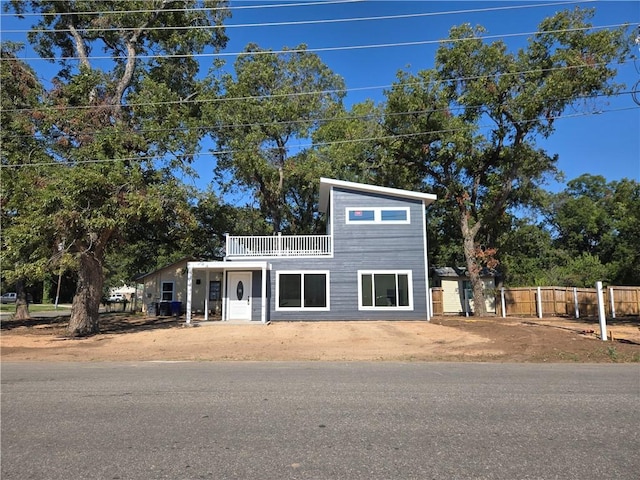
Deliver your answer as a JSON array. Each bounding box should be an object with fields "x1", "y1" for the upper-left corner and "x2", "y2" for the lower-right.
[
  {"x1": 182, "y1": 177, "x2": 437, "y2": 323},
  {"x1": 108, "y1": 285, "x2": 137, "y2": 300},
  {"x1": 431, "y1": 267, "x2": 497, "y2": 315},
  {"x1": 138, "y1": 257, "x2": 203, "y2": 315}
]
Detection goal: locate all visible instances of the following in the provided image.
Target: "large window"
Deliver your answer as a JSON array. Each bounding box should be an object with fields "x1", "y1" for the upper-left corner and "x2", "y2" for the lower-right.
[
  {"x1": 276, "y1": 271, "x2": 330, "y2": 311},
  {"x1": 358, "y1": 271, "x2": 413, "y2": 310},
  {"x1": 346, "y1": 207, "x2": 410, "y2": 224}
]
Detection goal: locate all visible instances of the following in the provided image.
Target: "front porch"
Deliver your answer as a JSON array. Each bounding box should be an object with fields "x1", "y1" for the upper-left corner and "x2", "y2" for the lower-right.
[
  {"x1": 185, "y1": 261, "x2": 270, "y2": 325},
  {"x1": 225, "y1": 233, "x2": 332, "y2": 259}
]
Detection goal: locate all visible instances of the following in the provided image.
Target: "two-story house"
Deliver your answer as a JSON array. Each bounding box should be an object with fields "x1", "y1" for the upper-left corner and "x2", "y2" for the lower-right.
[{"x1": 182, "y1": 177, "x2": 437, "y2": 323}]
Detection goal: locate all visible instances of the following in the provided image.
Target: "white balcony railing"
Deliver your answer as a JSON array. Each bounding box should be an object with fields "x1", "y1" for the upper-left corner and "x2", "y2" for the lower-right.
[{"x1": 225, "y1": 233, "x2": 332, "y2": 258}]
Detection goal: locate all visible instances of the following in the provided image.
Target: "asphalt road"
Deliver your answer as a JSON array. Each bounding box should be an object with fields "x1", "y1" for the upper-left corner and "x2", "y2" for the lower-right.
[{"x1": 2, "y1": 362, "x2": 639, "y2": 480}]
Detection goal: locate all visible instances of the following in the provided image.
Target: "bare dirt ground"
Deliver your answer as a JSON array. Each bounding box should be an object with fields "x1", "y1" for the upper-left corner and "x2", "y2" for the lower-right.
[{"x1": 1, "y1": 313, "x2": 639, "y2": 363}]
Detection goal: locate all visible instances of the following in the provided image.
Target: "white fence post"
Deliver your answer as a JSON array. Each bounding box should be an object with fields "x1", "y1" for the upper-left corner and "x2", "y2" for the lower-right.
[
  {"x1": 609, "y1": 287, "x2": 616, "y2": 319},
  {"x1": 573, "y1": 287, "x2": 579, "y2": 319},
  {"x1": 464, "y1": 289, "x2": 469, "y2": 317},
  {"x1": 536, "y1": 286, "x2": 543, "y2": 319},
  {"x1": 501, "y1": 287, "x2": 506, "y2": 318},
  {"x1": 596, "y1": 281, "x2": 608, "y2": 341}
]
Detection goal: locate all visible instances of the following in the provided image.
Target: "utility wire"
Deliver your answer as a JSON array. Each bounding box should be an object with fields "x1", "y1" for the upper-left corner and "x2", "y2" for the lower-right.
[
  {"x1": 1, "y1": 106, "x2": 636, "y2": 169},
  {"x1": 4, "y1": 88, "x2": 635, "y2": 142},
  {"x1": 2, "y1": 58, "x2": 632, "y2": 114},
  {"x1": 0, "y1": 0, "x2": 364, "y2": 17},
  {"x1": 2, "y1": 23, "x2": 628, "y2": 64},
  {"x1": 0, "y1": 1, "x2": 596, "y2": 34}
]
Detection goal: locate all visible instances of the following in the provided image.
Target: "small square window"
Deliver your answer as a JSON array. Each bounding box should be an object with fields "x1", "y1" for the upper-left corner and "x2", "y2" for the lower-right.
[{"x1": 161, "y1": 282, "x2": 174, "y2": 301}]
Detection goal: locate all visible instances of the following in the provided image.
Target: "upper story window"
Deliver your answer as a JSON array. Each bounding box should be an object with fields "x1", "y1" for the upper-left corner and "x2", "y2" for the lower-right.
[{"x1": 345, "y1": 207, "x2": 410, "y2": 224}]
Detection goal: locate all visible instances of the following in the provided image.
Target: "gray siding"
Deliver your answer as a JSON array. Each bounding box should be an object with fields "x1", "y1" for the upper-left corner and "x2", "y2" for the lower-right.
[
  {"x1": 267, "y1": 187, "x2": 429, "y2": 321},
  {"x1": 250, "y1": 270, "x2": 263, "y2": 322}
]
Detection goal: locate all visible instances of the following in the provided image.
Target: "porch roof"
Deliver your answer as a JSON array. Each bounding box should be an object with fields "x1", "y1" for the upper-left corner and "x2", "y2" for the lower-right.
[{"x1": 187, "y1": 260, "x2": 270, "y2": 270}]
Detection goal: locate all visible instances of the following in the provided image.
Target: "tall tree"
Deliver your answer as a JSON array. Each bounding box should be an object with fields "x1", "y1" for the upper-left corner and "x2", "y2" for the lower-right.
[
  {"x1": 0, "y1": 44, "x2": 50, "y2": 319},
  {"x1": 205, "y1": 43, "x2": 345, "y2": 233},
  {"x1": 382, "y1": 8, "x2": 630, "y2": 314},
  {"x1": 3, "y1": 1, "x2": 229, "y2": 335}
]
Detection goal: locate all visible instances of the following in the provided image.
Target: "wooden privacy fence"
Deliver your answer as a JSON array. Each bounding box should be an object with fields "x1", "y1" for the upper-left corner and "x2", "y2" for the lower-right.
[
  {"x1": 495, "y1": 286, "x2": 640, "y2": 318},
  {"x1": 431, "y1": 288, "x2": 443, "y2": 316},
  {"x1": 429, "y1": 286, "x2": 640, "y2": 318}
]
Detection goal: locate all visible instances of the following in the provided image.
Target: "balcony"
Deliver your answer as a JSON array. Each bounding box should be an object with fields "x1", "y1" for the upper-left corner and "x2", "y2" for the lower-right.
[{"x1": 225, "y1": 233, "x2": 332, "y2": 258}]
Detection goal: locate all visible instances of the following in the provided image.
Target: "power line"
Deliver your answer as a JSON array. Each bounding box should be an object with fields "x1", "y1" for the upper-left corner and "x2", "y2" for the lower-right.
[
  {"x1": 2, "y1": 58, "x2": 632, "y2": 114},
  {"x1": 0, "y1": 0, "x2": 364, "y2": 17},
  {"x1": 1, "y1": 106, "x2": 636, "y2": 169},
  {"x1": 3, "y1": 22, "x2": 628, "y2": 64},
  {"x1": 3, "y1": 88, "x2": 635, "y2": 142},
  {"x1": 0, "y1": 1, "x2": 595, "y2": 34}
]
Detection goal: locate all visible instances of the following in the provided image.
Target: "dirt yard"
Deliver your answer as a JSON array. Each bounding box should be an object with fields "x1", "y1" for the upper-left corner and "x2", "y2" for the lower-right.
[{"x1": 1, "y1": 313, "x2": 639, "y2": 363}]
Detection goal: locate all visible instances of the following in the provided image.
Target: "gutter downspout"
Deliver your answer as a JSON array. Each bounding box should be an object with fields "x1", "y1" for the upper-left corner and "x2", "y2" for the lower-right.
[{"x1": 422, "y1": 202, "x2": 431, "y2": 321}]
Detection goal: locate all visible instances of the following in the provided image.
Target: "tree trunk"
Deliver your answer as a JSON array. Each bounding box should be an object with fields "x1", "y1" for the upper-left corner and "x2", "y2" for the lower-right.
[
  {"x1": 460, "y1": 212, "x2": 487, "y2": 316},
  {"x1": 67, "y1": 252, "x2": 104, "y2": 336},
  {"x1": 13, "y1": 279, "x2": 31, "y2": 320}
]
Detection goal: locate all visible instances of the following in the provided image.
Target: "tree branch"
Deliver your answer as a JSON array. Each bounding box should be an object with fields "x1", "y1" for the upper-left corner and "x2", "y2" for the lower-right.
[
  {"x1": 113, "y1": 1, "x2": 169, "y2": 116},
  {"x1": 68, "y1": 23, "x2": 96, "y2": 103}
]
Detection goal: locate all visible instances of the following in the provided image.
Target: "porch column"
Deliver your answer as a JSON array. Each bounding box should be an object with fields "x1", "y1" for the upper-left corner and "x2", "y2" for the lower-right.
[
  {"x1": 221, "y1": 270, "x2": 227, "y2": 321},
  {"x1": 204, "y1": 269, "x2": 210, "y2": 321},
  {"x1": 186, "y1": 264, "x2": 193, "y2": 324},
  {"x1": 261, "y1": 264, "x2": 267, "y2": 323}
]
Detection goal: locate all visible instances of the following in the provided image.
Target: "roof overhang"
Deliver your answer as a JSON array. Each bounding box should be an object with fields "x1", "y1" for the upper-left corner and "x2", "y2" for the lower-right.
[
  {"x1": 135, "y1": 256, "x2": 197, "y2": 281},
  {"x1": 187, "y1": 261, "x2": 270, "y2": 270},
  {"x1": 318, "y1": 177, "x2": 437, "y2": 213}
]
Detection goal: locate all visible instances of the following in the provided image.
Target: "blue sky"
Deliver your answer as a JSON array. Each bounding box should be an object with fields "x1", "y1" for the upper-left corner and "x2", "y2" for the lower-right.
[
  {"x1": 216, "y1": 0, "x2": 640, "y2": 193},
  {"x1": 2, "y1": 1, "x2": 639, "y2": 195}
]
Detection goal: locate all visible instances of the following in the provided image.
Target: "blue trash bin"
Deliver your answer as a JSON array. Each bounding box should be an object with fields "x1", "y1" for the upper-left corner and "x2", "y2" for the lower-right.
[{"x1": 170, "y1": 301, "x2": 182, "y2": 316}]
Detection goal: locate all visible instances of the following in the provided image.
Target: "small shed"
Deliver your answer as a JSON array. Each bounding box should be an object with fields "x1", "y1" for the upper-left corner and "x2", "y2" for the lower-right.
[{"x1": 432, "y1": 267, "x2": 496, "y2": 315}]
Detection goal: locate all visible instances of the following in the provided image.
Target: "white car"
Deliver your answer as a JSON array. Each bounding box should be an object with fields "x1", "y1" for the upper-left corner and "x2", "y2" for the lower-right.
[
  {"x1": 1, "y1": 292, "x2": 17, "y2": 304},
  {"x1": 108, "y1": 293, "x2": 126, "y2": 303}
]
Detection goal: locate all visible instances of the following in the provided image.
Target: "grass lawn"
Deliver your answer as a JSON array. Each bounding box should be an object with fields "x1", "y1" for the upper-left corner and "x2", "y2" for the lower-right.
[{"x1": 0, "y1": 304, "x2": 71, "y2": 314}]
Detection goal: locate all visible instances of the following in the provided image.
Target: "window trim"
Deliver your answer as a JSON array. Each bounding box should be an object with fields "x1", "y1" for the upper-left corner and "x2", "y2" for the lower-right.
[
  {"x1": 357, "y1": 270, "x2": 413, "y2": 311},
  {"x1": 275, "y1": 270, "x2": 330, "y2": 312},
  {"x1": 161, "y1": 281, "x2": 175, "y2": 302},
  {"x1": 345, "y1": 207, "x2": 410, "y2": 224}
]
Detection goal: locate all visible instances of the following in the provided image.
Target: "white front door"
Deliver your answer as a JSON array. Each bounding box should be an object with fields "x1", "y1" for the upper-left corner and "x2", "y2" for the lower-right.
[{"x1": 227, "y1": 272, "x2": 252, "y2": 321}]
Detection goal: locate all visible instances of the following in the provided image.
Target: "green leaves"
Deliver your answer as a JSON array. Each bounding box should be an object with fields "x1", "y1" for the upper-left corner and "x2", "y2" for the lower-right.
[
  {"x1": 381, "y1": 7, "x2": 631, "y2": 304},
  {"x1": 205, "y1": 44, "x2": 345, "y2": 232},
  {"x1": 2, "y1": 1, "x2": 230, "y2": 333}
]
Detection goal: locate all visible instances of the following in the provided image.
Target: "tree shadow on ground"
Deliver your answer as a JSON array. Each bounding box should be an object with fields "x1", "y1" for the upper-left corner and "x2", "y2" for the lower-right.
[
  {"x1": 1, "y1": 312, "x2": 185, "y2": 335},
  {"x1": 1, "y1": 316, "x2": 69, "y2": 331},
  {"x1": 98, "y1": 313, "x2": 183, "y2": 334}
]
